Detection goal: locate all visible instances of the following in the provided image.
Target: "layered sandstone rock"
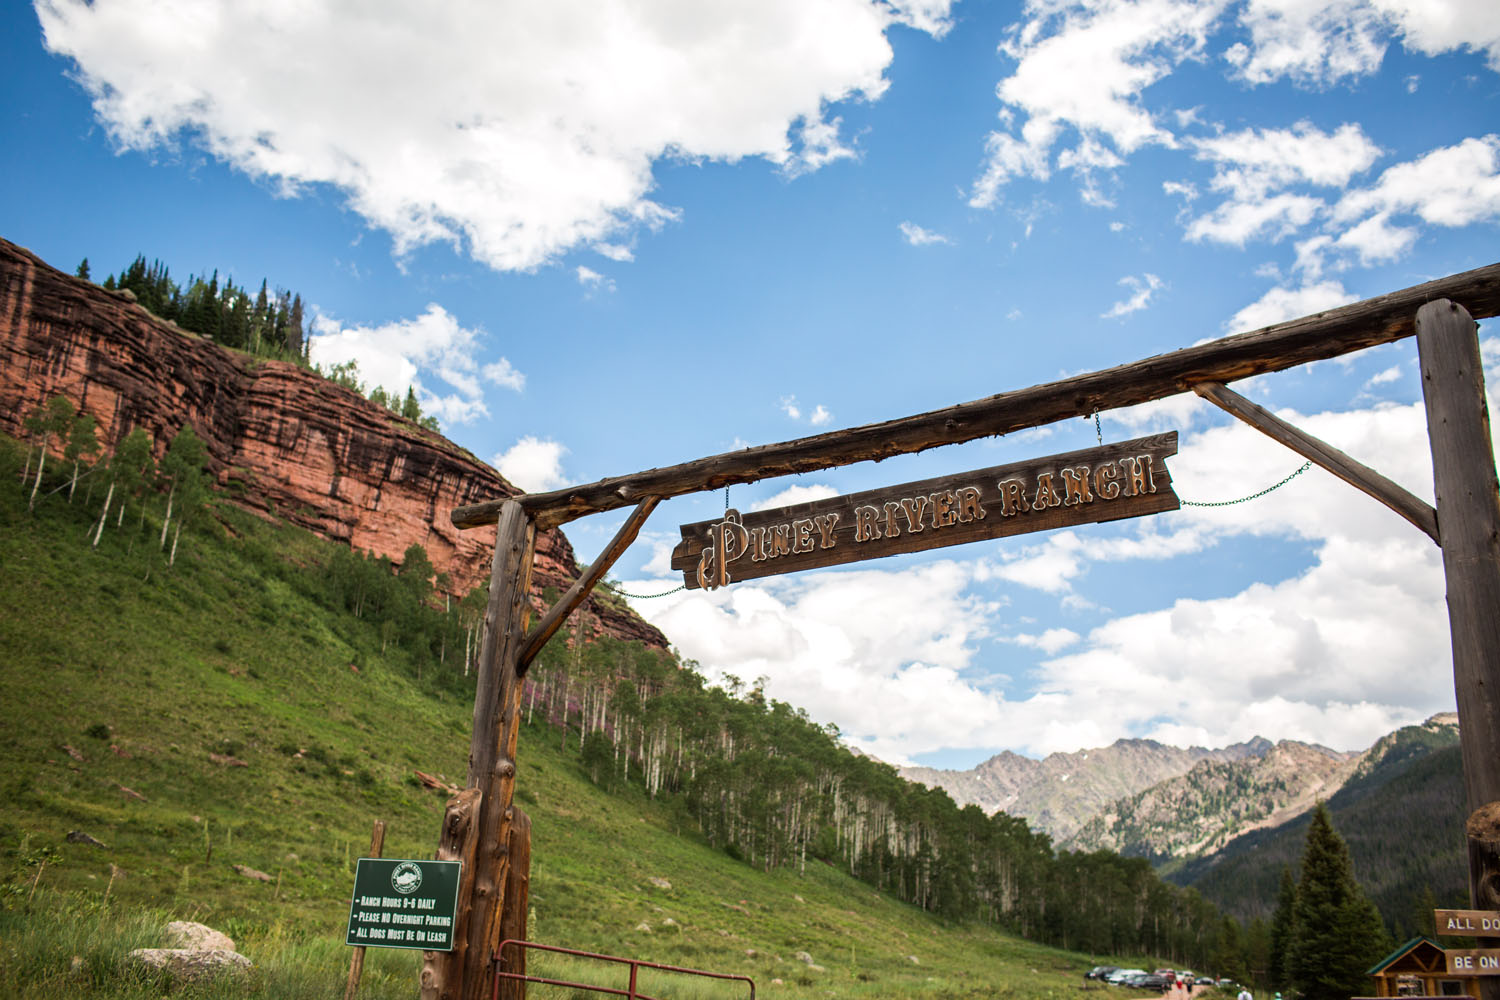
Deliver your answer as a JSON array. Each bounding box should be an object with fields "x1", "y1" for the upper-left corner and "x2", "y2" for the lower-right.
[{"x1": 0, "y1": 237, "x2": 664, "y2": 648}]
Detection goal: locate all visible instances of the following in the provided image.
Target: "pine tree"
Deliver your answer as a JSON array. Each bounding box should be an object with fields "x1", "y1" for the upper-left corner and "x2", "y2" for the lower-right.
[
  {"x1": 1286, "y1": 804, "x2": 1388, "y2": 1000},
  {"x1": 1269, "y1": 865, "x2": 1296, "y2": 989},
  {"x1": 76, "y1": 258, "x2": 90, "y2": 280}
]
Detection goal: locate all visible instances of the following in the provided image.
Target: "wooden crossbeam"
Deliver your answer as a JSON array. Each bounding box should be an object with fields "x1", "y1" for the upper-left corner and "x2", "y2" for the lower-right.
[
  {"x1": 452, "y1": 262, "x2": 1500, "y2": 531},
  {"x1": 516, "y1": 496, "x2": 660, "y2": 672},
  {"x1": 1192, "y1": 381, "x2": 1439, "y2": 542}
]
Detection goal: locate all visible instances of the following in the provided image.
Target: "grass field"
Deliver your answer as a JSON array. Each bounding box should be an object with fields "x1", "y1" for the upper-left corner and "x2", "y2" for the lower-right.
[{"x1": 0, "y1": 439, "x2": 1170, "y2": 998}]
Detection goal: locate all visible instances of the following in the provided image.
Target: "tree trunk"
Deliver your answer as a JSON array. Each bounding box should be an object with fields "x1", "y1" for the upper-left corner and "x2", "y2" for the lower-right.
[
  {"x1": 92, "y1": 483, "x2": 114, "y2": 549},
  {"x1": 28, "y1": 441, "x2": 47, "y2": 511},
  {"x1": 160, "y1": 484, "x2": 175, "y2": 549}
]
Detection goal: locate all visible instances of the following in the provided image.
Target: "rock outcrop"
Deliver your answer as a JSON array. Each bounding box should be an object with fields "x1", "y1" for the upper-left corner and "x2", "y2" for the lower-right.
[
  {"x1": 130, "y1": 920, "x2": 251, "y2": 980},
  {"x1": 0, "y1": 237, "x2": 664, "y2": 648}
]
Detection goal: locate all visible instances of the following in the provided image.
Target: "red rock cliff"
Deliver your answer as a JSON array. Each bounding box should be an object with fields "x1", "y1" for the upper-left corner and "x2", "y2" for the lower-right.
[{"x1": 0, "y1": 237, "x2": 666, "y2": 649}]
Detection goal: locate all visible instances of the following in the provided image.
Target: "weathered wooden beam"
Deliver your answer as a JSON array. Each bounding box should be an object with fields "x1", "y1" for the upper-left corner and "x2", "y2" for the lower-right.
[
  {"x1": 451, "y1": 262, "x2": 1500, "y2": 531},
  {"x1": 420, "y1": 788, "x2": 481, "y2": 1000},
  {"x1": 1418, "y1": 299, "x2": 1500, "y2": 815},
  {"x1": 343, "y1": 820, "x2": 385, "y2": 1000},
  {"x1": 1192, "y1": 381, "x2": 1439, "y2": 543},
  {"x1": 1418, "y1": 298, "x2": 1500, "y2": 1000},
  {"x1": 516, "y1": 496, "x2": 660, "y2": 673},
  {"x1": 495, "y1": 808, "x2": 531, "y2": 1000},
  {"x1": 455, "y1": 501, "x2": 536, "y2": 1000}
]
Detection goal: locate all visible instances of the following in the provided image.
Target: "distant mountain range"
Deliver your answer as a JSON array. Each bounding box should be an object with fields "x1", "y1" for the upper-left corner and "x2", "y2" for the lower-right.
[
  {"x1": 899, "y1": 736, "x2": 1273, "y2": 843},
  {"x1": 900, "y1": 713, "x2": 1465, "y2": 929}
]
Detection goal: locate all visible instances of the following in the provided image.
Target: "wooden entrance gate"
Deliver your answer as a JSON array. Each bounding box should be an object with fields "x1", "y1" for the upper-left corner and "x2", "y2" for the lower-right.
[{"x1": 422, "y1": 264, "x2": 1500, "y2": 1000}]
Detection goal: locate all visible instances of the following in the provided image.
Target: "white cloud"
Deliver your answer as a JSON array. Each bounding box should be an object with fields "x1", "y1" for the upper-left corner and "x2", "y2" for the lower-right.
[
  {"x1": 1225, "y1": 280, "x2": 1358, "y2": 333},
  {"x1": 1185, "y1": 192, "x2": 1323, "y2": 245},
  {"x1": 899, "y1": 221, "x2": 952, "y2": 245},
  {"x1": 751, "y1": 484, "x2": 842, "y2": 512},
  {"x1": 1192, "y1": 122, "x2": 1382, "y2": 200},
  {"x1": 630, "y1": 561, "x2": 1010, "y2": 764},
  {"x1": 778, "y1": 395, "x2": 832, "y2": 425},
  {"x1": 593, "y1": 243, "x2": 635, "y2": 263},
  {"x1": 1163, "y1": 180, "x2": 1199, "y2": 201},
  {"x1": 1365, "y1": 364, "x2": 1404, "y2": 388},
  {"x1": 482, "y1": 358, "x2": 525, "y2": 393},
  {"x1": 1376, "y1": 0, "x2": 1500, "y2": 70},
  {"x1": 1109, "y1": 392, "x2": 1211, "y2": 431},
  {"x1": 1223, "y1": 0, "x2": 1500, "y2": 87},
  {"x1": 1335, "y1": 134, "x2": 1500, "y2": 230},
  {"x1": 1005, "y1": 628, "x2": 1083, "y2": 654},
  {"x1": 576, "y1": 266, "x2": 616, "y2": 293},
  {"x1": 492, "y1": 436, "x2": 569, "y2": 492},
  {"x1": 970, "y1": 0, "x2": 1226, "y2": 208},
  {"x1": 308, "y1": 304, "x2": 520, "y2": 426},
  {"x1": 38, "y1": 0, "x2": 953, "y2": 272},
  {"x1": 1101, "y1": 272, "x2": 1163, "y2": 318},
  {"x1": 1226, "y1": 0, "x2": 1388, "y2": 85}
]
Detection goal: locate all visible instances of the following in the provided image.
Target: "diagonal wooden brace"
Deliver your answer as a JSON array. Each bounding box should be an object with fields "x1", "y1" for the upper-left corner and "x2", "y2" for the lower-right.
[
  {"x1": 516, "y1": 496, "x2": 661, "y2": 674},
  {"x1": 1192, "y1": 380, "x2": 1438, "y2": 543}
]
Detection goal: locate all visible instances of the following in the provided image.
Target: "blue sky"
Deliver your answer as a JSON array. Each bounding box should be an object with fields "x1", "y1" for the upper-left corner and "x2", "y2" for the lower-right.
[{"x1": 6, "y1": 0, "x2": 1500, "y2": 768}]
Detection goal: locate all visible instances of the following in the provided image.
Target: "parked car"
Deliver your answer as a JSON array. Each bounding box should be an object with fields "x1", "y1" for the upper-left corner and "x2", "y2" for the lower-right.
[
  {"x1": 1108, "y1": 969, "x2": 1148, "y2": 985},
  {"x1": 1197, "y1": 977, "x2": 1219, "y2": 987},
  {"x1": 1088, "y1": 966, "x2": 1122, "y2": 981},
  {"x1": 1139, "y1": 974, "x2": 1175, "y2": 992}
]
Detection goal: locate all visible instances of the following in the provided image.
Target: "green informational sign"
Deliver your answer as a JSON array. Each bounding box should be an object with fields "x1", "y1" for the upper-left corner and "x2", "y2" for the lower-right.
[{"x1": 345, "y1": 858, "x2": 462, "y2": 951}]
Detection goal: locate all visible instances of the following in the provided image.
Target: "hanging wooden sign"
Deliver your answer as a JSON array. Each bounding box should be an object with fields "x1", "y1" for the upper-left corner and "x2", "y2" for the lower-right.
[
  {"x1": 1447, "y1": 950, "x2": 1500, "y2": 975},
  {"x1": 671, "y1": 432, "x2": 1179, "y2": 590},
  {"x1": 1436, "y1": 909, "x2": 1500, "y2": 935}
]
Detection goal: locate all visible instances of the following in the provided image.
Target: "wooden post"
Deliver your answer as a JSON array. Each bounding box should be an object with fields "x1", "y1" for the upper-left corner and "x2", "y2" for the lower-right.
[
  {"x1": 427, "y1": 500, "x2": 536, "y2": 1000},
  {"x1": 497, "y1": 808, "x2": 532, "y2": 1000},
  {"x1": 420, "y1": 788, "x2": 481, "y2": 1000},
  {"x1": 343, "y1": 820, "x2": 385, "y2": 1000},
  {"x1": 1417, "y1": 298, "x2": 1500, "y2": 1000}
]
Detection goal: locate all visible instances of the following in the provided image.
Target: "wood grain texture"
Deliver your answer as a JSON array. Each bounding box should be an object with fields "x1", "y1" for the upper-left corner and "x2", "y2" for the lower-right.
[
  {"x1": 670, "y1": 434, "x2": 1178, "y2": 588},
  {"x1": 1418, "y1": 301, "x2": 1500, "y2": 813},
  {"x1": 420, "y1": 788, "x2": 481, "y2": 1000},
  {"x1": 518, "y1": 496, "x2": 660, "y2": 671},
  {"x1": 496, "y1": 809, "x2": 531, "y2": 1000},
  {"x1": 455, "y1": 502, "x2": 535, "y2": 1000},
  {"x1": 1418, "y1": 300, "x2": 1500, "y2": 1000},
  {"x1": 1193, "y1": 381, "x2": 1438, "y2": 542},
  {"x1": 451, "y1": 263, "x2": 1500, "y2": 531},
  {"x1": 344, "y1": 821, "x2": 386, "y2": 1000}
]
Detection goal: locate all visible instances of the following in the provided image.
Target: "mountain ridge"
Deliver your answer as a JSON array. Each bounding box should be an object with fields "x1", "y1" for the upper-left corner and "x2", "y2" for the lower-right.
[
  {"x1": 900, "y1": 734, "x2": 1275, "y2": 842},
  {"x1": 0, "y1": 236, "x2": 665, "y2": 648}
]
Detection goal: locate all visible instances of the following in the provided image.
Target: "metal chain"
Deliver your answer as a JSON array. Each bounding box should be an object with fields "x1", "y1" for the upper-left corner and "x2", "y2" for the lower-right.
[
  {"x1": 1093, "y1": 411, "x2": 1103, "y2": 446},
  {"x1": 599, "y1": 581, "x2": 686, "y2": 599},
  {"x1": 1179, "y1": 461, "x2": 1313, "y2": 507}
]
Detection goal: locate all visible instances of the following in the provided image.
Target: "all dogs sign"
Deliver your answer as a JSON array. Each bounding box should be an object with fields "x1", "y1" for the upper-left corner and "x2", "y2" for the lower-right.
[{"x1": 346, "y1": 858, "x2": 462, "y2": 951}]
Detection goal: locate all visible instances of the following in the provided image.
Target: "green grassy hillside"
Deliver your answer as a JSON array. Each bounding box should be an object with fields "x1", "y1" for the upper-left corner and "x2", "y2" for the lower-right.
[{"x1": 0, "y1": 439, "x2": 1132, "y2": 999}]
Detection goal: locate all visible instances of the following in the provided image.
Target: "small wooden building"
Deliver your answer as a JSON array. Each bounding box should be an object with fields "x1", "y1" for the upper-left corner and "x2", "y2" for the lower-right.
[{"x1": 1363, "y1": 936, "x2": 1478, "y2": 999}]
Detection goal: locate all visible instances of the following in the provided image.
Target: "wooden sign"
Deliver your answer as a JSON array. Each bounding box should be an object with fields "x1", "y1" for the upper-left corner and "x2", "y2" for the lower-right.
[
  {"x1": 672, "y1": 432, "x2": 1179, "y2": 590},
  {"x1": 1447, "y1": 950, "x2": 1500, "y2": 975},
  {"x1": 1437, "y1": 910, "x2": 1500, "y2": 935}
]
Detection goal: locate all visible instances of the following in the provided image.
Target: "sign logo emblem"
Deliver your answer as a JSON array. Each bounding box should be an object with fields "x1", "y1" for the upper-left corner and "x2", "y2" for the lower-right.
[{"x1": 391, "y1": 861, "x2": 423, "y2": 895}]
